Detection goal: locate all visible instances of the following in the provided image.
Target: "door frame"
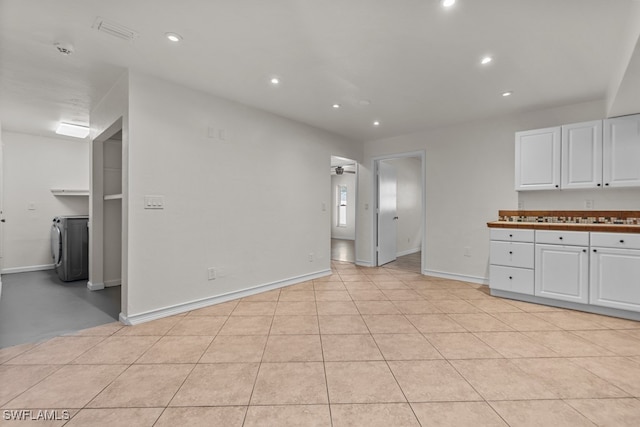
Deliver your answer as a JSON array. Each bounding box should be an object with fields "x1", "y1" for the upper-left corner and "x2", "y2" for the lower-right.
[
  {"x1": 371, "y1": 150, "x2": 426, "y2": 271},
  {"x1": 330, "y1": 155, "x2": 359, "y2": 264},
  {"x1": 88, "y1": 118, "x2": 124, "y2": 292}
]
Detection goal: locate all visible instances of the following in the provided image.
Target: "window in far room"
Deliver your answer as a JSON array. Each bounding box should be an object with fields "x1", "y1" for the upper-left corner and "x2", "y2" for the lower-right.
[{"x1": 337, "y1": 185, "x2": 347, "y2": 227}]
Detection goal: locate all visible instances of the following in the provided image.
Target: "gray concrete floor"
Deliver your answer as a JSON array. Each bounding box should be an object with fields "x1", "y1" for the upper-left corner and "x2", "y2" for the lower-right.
[{"x1": 0, "y1": 270, "x2": 121, "y2": 348}]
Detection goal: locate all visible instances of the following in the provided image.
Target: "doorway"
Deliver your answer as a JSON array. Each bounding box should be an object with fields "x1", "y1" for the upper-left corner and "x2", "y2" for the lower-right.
[
  {"x1": 372, "y1": 152, "x2": 425, "y2": 274},
  {"x1": 330, "y1": 156, "x2": 357, "y2": 264},
  {"x1": 88, "y1": 119, "x2": 124, "y2": 319}
]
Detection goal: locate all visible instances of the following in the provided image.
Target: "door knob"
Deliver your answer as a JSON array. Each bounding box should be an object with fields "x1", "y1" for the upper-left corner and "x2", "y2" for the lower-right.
[{"x1": 393, "y1": 216, "x2": 399, "y2": 220}]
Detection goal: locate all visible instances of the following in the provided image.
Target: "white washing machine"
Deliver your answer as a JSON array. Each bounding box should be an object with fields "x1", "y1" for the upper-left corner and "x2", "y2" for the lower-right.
[{"x1": 51, "y1": 216, "x2": 89, "y2": 282}]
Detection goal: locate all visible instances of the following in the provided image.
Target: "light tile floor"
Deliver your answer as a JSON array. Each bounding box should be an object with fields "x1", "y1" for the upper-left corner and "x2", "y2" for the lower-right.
[{"x1": 2, "y1": 261, "x2": 640, "y2": 426}]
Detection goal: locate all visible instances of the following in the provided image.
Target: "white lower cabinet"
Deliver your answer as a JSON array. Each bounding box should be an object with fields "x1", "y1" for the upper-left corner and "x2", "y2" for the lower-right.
[
  {"x1": 535, "y1": 243, "x2": 589, "y2": 304},
  {"x1": 590, "y1": 246, "x2": 640, "y2": 312},
  {"x1": 490, "y1": 228, "x2": 640, "y2": 317},
  {"x1": 489, "y1": 230, "x2": 534, "y2": 295}
]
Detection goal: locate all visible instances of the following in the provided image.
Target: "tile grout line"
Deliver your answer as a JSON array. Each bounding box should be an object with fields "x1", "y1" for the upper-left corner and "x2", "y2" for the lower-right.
[
  {"x1": 238, "y1": 290, "x2": 277, "y2": 426},
  {"x1": 158, "y1": 309, "x2": 235, "y2": 422},
  {"x1": 314, "y1": 279, "x2": 335, "y2": 427}
]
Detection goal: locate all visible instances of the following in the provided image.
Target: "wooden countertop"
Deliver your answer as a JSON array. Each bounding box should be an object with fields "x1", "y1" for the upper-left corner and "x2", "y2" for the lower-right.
[{"x1": 487, "y1": 221, "x2": 640, "y2": 233}]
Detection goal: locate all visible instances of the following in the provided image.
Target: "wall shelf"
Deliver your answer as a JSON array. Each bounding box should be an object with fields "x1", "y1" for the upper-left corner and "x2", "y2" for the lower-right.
[
  {"x1": 51, "y1": 189, "x2": 89, "y2": 196},
  {"x1": 104, "y1": 194, "x2": 123, "y2": 200}
]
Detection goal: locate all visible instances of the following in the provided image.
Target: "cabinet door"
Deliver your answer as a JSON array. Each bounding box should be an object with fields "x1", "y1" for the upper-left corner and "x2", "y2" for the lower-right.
[
  {"x1": 603, "y1": 114, "x2": 640, "y2": 188},
  {"x1": 561, "y1": 120, "x2": 602, "y2": 189},
  {"x1": 535, "y1": 244, "x2": 589, "y2": 303},
  {"x1": 590, "y1": 247, "x2": 640, "y2": 312},
  {"x1": 515, "y1": 127, "x2": 561, "y2": 191}
]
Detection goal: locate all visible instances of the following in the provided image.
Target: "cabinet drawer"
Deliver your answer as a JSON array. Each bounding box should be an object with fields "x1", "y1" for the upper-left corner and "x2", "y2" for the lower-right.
[
  {"x1": 489, "y1": 265, "x2": 534, "y2": 295},
  {"x1": 590, "y1": 233, "x2": 640, "y2": 250},
  {"x1": 490, "y1": 229, "x2": 534, "y2": 242},
  {"x1": 490, "y1": 241, "x2": 534, "y2": 268},
  {"x1": 535, "y1": 230, "x2": 589, "y2": 246}
]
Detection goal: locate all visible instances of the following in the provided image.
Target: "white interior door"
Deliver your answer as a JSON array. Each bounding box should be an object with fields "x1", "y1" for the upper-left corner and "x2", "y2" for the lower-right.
[{"x1": 377, "y1": 160, "x2": 397, "y2": 266}]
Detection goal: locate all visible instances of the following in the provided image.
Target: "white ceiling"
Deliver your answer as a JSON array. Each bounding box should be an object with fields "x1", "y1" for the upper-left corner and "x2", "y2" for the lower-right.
[{"x1": 1, "y1": 0, "x2": 639, "y2": 142}]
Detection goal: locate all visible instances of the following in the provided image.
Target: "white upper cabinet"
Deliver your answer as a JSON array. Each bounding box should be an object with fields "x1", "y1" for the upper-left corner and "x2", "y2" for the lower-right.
[
  {"x1": 561, "y1": 120, "x2": 603, "y2": 189},
  {"x1": 603, "y1": 114, "x2": 640, "y2": 188},
  {"x1": 516, "y1": 114, "x2": 640, "y2": 191},
  {"x1": 515, "y1": 127, "x2": 561, "y2": 191}
]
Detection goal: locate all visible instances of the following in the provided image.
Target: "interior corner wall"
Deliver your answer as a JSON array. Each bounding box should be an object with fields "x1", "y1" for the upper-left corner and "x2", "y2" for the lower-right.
[
  {"x1": 331, "y1": 173, "x2": 356, "y2": 240},
  {"x1": 384, "y1": 157, "x2": 422, "y2": 255},
  {"x1": 1, "y1": 131, "x2": 89, "y2": 272},
  {"x1": 126, "y1": 71, "x2": 361, "y2": 317},
  {"x1": 357, "y1": 99, "x2": 638, "y2": 281}
]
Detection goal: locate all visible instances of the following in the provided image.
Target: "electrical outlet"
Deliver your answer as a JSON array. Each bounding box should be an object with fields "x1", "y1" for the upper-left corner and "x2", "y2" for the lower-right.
[
  {"x1": 585, "y1": 200, "x2": 594, "y2": 209},
  {"x1": 308, "y1": 253, "x2": 314, "y2": 262},
  {"x1": 517, "y1": 200, "x2": 524, "y2": 210},
  {"x1": 207, "y1": 267, "x2": 216, "y2": 280},
  {"x1": 464, "y1": 246, "x2": 471, "y2": 257}
]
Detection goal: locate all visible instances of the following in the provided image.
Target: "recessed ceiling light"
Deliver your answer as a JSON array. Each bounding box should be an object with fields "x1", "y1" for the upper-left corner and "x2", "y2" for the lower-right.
[
  {"x1": 442, "y1": 0, "x2": 456, "y2": 8},
  {"x1": 332, "y1": 104, "x2": 341, "y2": 109},
  {"x1": 270, "y1": 77, "x2": 280, "y2": 85},
  {"x1": 502, "y1": 91, "x2": 513, "y2": 97},
  {"x1": 373, "y1": 121, "x2": 380, "y2": 126},
  {"x1": 481, "y1": 56, "x2": 493, "y2": 65},
  {"x1": 56, "y1": 122, "x2": 89, "y2": 139},
  {"x1": 165, "y1": 32, "x2": 182, "y2": 42}
]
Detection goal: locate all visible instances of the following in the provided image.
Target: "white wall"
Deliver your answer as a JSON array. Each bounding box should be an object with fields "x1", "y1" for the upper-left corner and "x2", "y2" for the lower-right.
[
  {"x1": 385, "y1": 157, "x2": 422, "y2": 255},
  {"x1": 331, "y1": 173, "x2": 356, "y2": 240},
  {"x1": 2, "y1": 131, "x2": 89, "y2": 272},
  {"x1": 358, "y1": 99, "x2": 640, "y2": 282},
  {"x1": 123, "y1": 72, "x2": 361, "y2": 317}
]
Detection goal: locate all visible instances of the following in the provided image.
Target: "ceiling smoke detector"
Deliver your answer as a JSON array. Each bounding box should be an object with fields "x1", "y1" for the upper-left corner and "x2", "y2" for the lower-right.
[
  {"x1": 54, "y1": 42, "x2": 74, "y2": 55},
  {"x1": 92, "y1": 17, "x2": 139, "y2": 42}
]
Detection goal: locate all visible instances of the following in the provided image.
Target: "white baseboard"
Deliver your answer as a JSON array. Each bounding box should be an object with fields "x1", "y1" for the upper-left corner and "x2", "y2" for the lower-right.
[
  {"x1": 397, "y1": 247, "x2": 420, "y2": 257},
  {"x1": 105, "y1": 279, "x2": 121, "y2": 287},
  {"x1": 87, "y1": 281, "x2": 105, "y2": 291},
  {"x1": 1, "y1": 264, "x2": 55, "y2": 274},
  {"x1": 355, "y1": 259, "x2": 373, "y2": 267},
  {"x1": 423, "y1": 269, "x2": 489, "y2": 285},
  {"x1": 119, "y1": 269, "x2": 332, "y2": 326}
]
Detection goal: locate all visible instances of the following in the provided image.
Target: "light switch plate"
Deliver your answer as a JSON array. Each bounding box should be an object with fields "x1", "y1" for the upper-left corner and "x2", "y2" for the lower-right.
[{"x1": 144, "y1": 195, "x2": 164, "y2": 209}]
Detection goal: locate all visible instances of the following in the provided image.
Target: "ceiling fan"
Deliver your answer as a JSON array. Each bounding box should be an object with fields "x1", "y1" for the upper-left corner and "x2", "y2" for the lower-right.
[{"x1": 332, "y1": 166, "x2": 356, "y2": 175}]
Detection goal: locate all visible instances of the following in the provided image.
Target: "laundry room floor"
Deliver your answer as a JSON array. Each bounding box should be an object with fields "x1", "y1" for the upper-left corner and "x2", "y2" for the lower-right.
[{"x1": 0, "y1": 270, "x2": 120, "y2": 348}]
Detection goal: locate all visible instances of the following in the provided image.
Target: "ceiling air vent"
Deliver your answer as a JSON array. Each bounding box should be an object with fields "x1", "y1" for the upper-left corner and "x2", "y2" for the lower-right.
[{"x1": 92, "y1": 17, "x2": 139, "y2": 42}]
